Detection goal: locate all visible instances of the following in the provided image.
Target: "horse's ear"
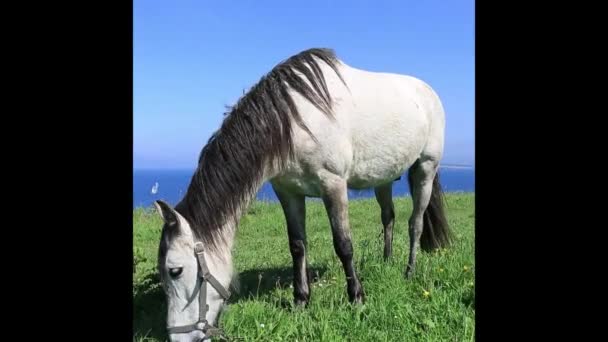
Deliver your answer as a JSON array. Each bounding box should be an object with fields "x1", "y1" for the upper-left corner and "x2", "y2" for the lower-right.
[{"x1": 154, "y1": 200, "x2": 179, "y2": 227}]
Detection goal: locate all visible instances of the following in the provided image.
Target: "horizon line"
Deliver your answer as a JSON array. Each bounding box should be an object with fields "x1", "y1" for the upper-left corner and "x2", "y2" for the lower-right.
[{"x1": 134, "y1": 163, "x2": 475, "y2": 172}]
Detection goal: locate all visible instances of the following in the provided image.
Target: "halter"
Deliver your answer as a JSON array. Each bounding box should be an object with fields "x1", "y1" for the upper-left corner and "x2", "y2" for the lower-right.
[{"x1": 166, "y1": 241, "x2": 232, "y2": 340}]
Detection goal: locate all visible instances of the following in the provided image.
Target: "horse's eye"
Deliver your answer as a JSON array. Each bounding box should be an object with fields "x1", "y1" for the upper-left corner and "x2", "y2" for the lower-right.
[{"x1": 169, "y1": 267, "x2": 183, "y2": 278}]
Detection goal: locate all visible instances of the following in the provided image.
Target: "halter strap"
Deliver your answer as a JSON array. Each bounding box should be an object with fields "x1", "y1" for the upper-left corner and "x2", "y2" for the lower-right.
[
  {"x1": 196, "y1": 243, "x2": 231, "y2": 300},
  {"x1": 166, "y1": 241, "x2": 232, "y2": 339}
]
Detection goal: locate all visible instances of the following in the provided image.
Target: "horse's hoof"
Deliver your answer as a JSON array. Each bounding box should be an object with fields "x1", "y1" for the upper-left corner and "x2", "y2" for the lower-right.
[
  {"x1": 349, "y1": 288, "x2": 366, "y2": 304},
  {"x1": 294, "y1": 299, "x2": 308, "y2": 307},
  {"x1": 404, "y1": 267, "x2": 415, "y2": 279}
]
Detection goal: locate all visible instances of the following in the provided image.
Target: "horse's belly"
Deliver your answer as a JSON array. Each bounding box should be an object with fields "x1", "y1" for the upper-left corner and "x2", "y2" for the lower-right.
[
  {"x1": 270, "y1": 171, "x2": 323, "y2": 197},
  {"x1": 346, "y1": 151, "x2": 414, "y2": 190},
  {"x1": 346, "y1": 113, "x2": 429, "y2": 189}
]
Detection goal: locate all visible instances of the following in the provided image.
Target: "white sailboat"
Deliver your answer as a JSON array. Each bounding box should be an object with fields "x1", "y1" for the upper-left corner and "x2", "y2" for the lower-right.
[{"x1": 151, "y1": 181, "x2": 159, "y2": 195}]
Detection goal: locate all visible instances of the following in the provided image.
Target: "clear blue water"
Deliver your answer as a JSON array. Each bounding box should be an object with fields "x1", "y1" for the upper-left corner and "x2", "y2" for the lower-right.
[{"x1": 133, "y1": 167, "x2": 474, "y2": 209}]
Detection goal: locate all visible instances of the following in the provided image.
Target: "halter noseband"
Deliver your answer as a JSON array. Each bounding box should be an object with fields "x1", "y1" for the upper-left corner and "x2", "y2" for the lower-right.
[{"x1": 166, "y1": 241, "x2": 232, "y2": 340}]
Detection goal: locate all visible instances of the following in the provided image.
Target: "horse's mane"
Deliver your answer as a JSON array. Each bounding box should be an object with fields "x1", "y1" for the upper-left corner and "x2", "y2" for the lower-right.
[{"x1": 165, "y1": 48, "x2": 346, "y2": 252}]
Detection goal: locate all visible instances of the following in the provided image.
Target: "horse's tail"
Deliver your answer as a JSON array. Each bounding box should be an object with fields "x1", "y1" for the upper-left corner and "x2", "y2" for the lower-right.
[{"x1": 407, "y1": 168, "x2": 452, "y2": 252}]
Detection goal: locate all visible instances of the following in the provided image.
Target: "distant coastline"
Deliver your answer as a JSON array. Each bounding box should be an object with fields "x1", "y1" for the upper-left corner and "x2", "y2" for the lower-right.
[
  {"x1": 133, "y1": 166, "x2": 475, "y2": 208},
  {"x1": 440, "y1": 164, "x2": 474, "y2": 170},
  {"x1": 133, "y1": 164, "x2": 475, "y2": 173}
]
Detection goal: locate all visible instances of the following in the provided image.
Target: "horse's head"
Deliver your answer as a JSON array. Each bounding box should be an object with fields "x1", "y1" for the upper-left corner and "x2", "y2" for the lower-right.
[{"x1": 154, "y1": 200, "x2": 230, "y2": 342}]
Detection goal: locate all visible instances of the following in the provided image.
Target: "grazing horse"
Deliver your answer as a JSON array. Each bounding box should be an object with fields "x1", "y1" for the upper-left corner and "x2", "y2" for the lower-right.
[{"x1": 152, "y1": 48, "x2": 452, "y2": 342}]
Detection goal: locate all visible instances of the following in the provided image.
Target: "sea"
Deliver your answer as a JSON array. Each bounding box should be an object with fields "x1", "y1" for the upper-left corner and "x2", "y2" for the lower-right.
[{"x1": 133, "y1": 167, "x2": 474, "y2": 209}]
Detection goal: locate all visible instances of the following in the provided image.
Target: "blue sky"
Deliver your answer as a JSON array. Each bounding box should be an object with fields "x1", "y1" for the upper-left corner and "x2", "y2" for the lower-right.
[{"x1": 134, "y1": 0, "x2": 475, "y2": 169}]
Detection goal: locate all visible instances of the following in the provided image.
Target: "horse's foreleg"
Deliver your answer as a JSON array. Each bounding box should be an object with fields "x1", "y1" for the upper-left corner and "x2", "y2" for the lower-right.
[
  {"x1": 274, "y1": 187, "x2": 310, "y2": 306},
  {"x1": 319, "y1": 172, "x2": 365, "y2": 304}
]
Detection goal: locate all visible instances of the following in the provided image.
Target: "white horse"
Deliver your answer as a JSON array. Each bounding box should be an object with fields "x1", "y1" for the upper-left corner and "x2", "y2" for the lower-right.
[{"x1": 153, "y1": 48, "x2": 452, "y2": 342}]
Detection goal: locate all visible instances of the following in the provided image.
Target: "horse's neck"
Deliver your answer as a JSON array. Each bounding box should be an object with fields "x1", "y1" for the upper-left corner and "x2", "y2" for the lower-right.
[
  {"x1": 214, "y1": 165, "x2": 276, "y2": 256},
  {"x1": 231, "y1": 173, "x2": 270, "y2": 224}
]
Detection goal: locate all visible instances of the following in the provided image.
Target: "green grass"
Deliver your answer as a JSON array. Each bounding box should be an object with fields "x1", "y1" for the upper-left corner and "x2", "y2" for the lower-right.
[{"x1": 134, "y1": 193, "x2": 475, "y2": 341}]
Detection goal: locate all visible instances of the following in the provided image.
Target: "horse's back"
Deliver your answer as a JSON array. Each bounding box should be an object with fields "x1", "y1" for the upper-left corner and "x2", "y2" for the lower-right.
[{"x1": 271, "y1": 60, "x2": 445, "y2": 195}]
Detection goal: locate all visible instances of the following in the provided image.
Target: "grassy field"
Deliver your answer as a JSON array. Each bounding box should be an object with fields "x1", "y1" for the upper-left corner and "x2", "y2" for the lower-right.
[{"x1": 133, "y1": 193, "x2": 475, "y2": 341}]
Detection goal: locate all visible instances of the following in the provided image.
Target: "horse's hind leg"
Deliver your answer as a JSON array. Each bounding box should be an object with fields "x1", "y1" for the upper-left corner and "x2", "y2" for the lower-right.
[
  {"x1": 273, "y1": 185, "x2": 310, "y2": 306},
  {"x1": 319, "y1": 171, "x2": 365, "y2": 304},
  {"x1": 374, "y1": 183, "x2": 395, "y2": 261},
  {"x1": 405, "y1": 157, "x2": 451, "y2": 278}
]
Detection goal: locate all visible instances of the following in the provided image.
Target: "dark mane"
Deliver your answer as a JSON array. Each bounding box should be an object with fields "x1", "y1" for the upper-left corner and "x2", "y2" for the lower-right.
[{"x1": 168, "y1": 48, "x2": 345, "y2": 252}]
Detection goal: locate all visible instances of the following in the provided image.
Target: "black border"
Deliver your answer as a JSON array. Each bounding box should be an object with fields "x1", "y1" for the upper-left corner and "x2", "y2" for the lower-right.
[
  {"x1": 474, "y1": 1, "x2": 589, "y2": 339},
  {"x1": 12, "y1": 1, "x2": 134, "y2": 338}
]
